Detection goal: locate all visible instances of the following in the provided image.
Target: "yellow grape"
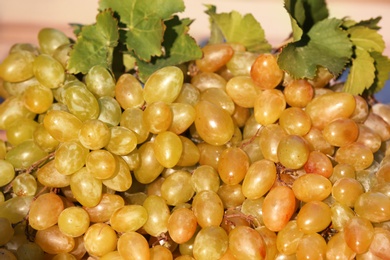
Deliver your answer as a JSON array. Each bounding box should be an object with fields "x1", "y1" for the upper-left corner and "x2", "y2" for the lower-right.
[
  {"x1": 356, "y1": 124, "x2": 382, "y2": 153},
  {"x1": 292, "y1": 173, "x2": 332, "y2": 202},
  {"x1": 100, "y1": 251, "x2": 123, "y2": 260},
  {"x1": 133, "y1": 141, "x2": 164, "y2": 184},
  {"x1": 83, "y1": 223, "x2": 117, "y2": 257},
  {"x1": 143, "y1": 101, "x2": 173, "y2": 134},
  {"x1": 78, "y1": 119, "x2": 111, "y2": 150},
  {"x1": 303, "y1": 150, "x2": 333, "y2": 178},
  {"x1": 86, "y1": 149, "x2": 118, "y2": 180},
  {"x1": 0, "y1": 50, "x2": 35, "y2": 82},
  {"x1": 330, "y1": 202, "x2": 355, "y2": 231},
  {"x1": 344, "y1": 216, "x2": 374, "y2": 254},
  {"x1": 259, "y1": 124, "x2": 287, "y2": 162},
  {"x1": 0, "y1": 159, "x2": 15, "y2": 187},
  {"x1": 232, "y1": 104, "x2": 251, "y2": 128},
  {"x1": 296, "y1": 233, "x2": 327, "y2": 259},
  {"x1": 117, "y1": 231, "x2": 150, "y2": 260},
  {"x1": 191, "y1": 165, "x2": 220, "y2": 193},
  {"x1": 70, "y1": 167, "x2": 102, "y2": 207},
  {"x1": 354, "y1": 192, "x2": 390, "y2": 223},
  {"x1": 12, "y1": 173, "x2": 37, "y2": 196},
  {"x1": 242, "y1": 159, "x2": 276, "y2": 199},
  {"x1": 105, "y1": 126, "x2": 137, "y2": 156},
  {"x1": 277, "y1": 135, "x2": 310, "y2": 170},
  {"x1": 115, "y1": 73, "x2": 144, "y2": 109},
  {"x1": 176, "y1": 136, "x2": 200, "y2": 167},
  {"x1": 191, "y1": 71, "x2": 227, "y2": 92},
  {"x1": 120, "y1": 107, "x2": 150, "y2": 144},
  {"x1": 303, "y1": 127, "x2": 335, "y2": 155},
  {"x1": 200, "y1": 87, "x2": 235, "y2": 115},
  {"x1": 322, "y1": 118, "x2": 359, "y2": 147},
  {"x1": 250, "y1": 53, "x2": 283, "y2": 90},
  {"x1": 296, "y1": 200, "x2": 332, "y2": 234},
  {"x1": 218, "y1": 184, "x2": 246, "y2": 209},
  {"x1": 193, "y1": 226, "x2": 229, "y2": 260},
  {"x1": 43, "y1": 110, "x2": 83, "y2": 142},
  {"x1": 283, "y1": 79, "x2": 314, "y2": 108},
  {"x1": 197, "y1": 142, "x2": 226, "y2": 170},
  {"x1": 22, "y1": 83, "x2": 54, "y2": 114},
  {"x1": 97, "y1": 96, "x2": 122, "y2": 126},
  {"x1": 364, "y1": 112, "x2": 390, "y2": 141},
  {"x1": 278, "y1": 107, "x2": 311, "y2": 136},
  {"x1": 326, "y1": 231, "x2": 356, "y2": 259},
  {"x1": 218, "y1": 147, "x2": 250, "y2": 185},
  {"x1": 33, "y1": 123, "x2": 60, "y2": 153},
  {"x1": 225, "y1": 76, "x2": 259, "y2": 108},
  {"x1": 55, "y1": 141, "x2": 89, "y2": 176},
  {"x1": 83, "y1": 193, "x2": 125, "y2": 223},
  {"x1": 168, "y1": 102, "x2": 196, "y2": 135},
  {"x1": 28, "y1": 192, "x2": 64, "y2": 230},
  {"x1": 368, "y1": 228, "x2": 390, "y2": 259},
  {"x1": 0, "y1": 196, "x2": 34, "y2": 224},
  {"x1": 276, "y1": 220, "x2": 304, "y2": 255},
  {"x1": 0, "y1": 217, "x2": 14, "y2": 246},
  {"x1": 192, "y1": 190, "x2": 224, "y2": 228},
  {"x1": 33, "y1": 54, "x2": 65, "y2": 89},
  {"x1": 84, "y1": 65, "x2": 116, "y2": 98},
  {"x1": 38, "y1": 28, "x2": 70, "y2": 55},
  {"x1": 0, "y1": 95, "x2": 36, "y2": 130},
  {"x1": 5, "y1": 139, "x2": 48, "y2": 169},
  {"x1": 160, "y1": 170, "x2": 194, "y2": 206},
  {"x1": 332, "y1": 177, "x2": 364, "y2": 208},
  {"x1": 194, "y1": 100, "x2": 234, "y2": 146},
  {"x1": 35, "y1": 225, "x2": 75, "y2": 255},
  {"x1": 305, "y1": 92, "x2": 356, "y2": 130},
  {"x1": 58, "y1": 206, "x2": 90, "y2": 237},
  {"x1": 142, "y1": 195, "x2": 170, "y2": 237},
  {"x1": 350, "y1": 95, "x2": 369, "y2": 123},
  {"x1": 168, "y1": 208, "x2": 198, "y2": 244},
  {"x1": 254, "y1": 89, "x2": 286, "y2": 125},
  {"x1": 143, "y1": 66, "x2": 184, "y2": 104},
  {"x1": 196, "y1": 43, "x2": 234, "y2": 73},
  {"x1": 228, "y1": 226, "x2": 266, "y2": 259},
  {"x1": 174, "y1": 82, "x2": 200, "y2": 106},
  {"x1": 153, "y1": 131, "x2": 183, "y2": 168},
  {"x1": 102, "y1": 156, "x2": 132, "y2": 192},
  {"x1": 335, "y1": 142, "x2": 374, "y2": 171},
  {"x1": 262, "y1": 186, "x2": 296, "y2": 232},
  {"x1": 226, "y1": 51, "x2": 258, "y2": 77},
  {"x1": 149, "y1": 246, "x2": 173, "y2": 260}
]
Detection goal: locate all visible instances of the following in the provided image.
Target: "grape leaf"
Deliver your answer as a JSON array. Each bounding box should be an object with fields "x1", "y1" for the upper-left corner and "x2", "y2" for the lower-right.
[
  {"x1": 368, "y1": 51, "x2": 390, "y2": 94},
  {"x1": 205, "y1": 5, "x2": 271, "y2": 53},
  {"x1": 135, "y1": 16, "x2": 202, "y2": 82},
  {"x1": 278, "y1": 18, "x2": 352, "y2": 79},
  {"x1": 67, "y1": 11, "x2": 119, "y2": 74},
  {"x1": 204, "y1": 5, "x2": 224, "y2": 45},
  {"x1": 343, "y1": 48, "x2": 375, "y2": 95},
  {"x1": 99, "y1": 0, "x2": 185, "y2": 61},
  {"x1": 284, "y1": 0, "x2": 328, "y2": 40},
  {"x1": 348, "y1": 26, "x2": 385, "y2": 53},
  {"x1": 343, "y1": 16, "x2": 382, "y2": 30}
]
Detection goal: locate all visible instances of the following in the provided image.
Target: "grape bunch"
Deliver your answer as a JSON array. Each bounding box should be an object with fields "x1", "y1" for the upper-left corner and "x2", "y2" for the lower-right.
[{"x1": 0, "y1": 12, "x2": 390, "y2": 260}]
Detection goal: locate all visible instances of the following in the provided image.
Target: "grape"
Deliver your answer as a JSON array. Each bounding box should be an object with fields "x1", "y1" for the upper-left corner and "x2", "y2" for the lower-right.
[
  {"x1": 0, "y1": 50, "x2": 35, "y2": 82},
  {"x1": 200, "y1": 87, "x2": 235, "y2": 115},
  {"x1": 303, "y1": 150, "x2": 333, "y2": 178},
  {"x1": 250, "y1": 53, "x2": 283, "y2": 90},
  {"x1": 142, "y1": 195, "x2": 170, "y2": 237},
  {"x1": 117, "y1": 231, "x2": 150, "y2": 260},
  {"x1": 278, "y1": 107, "x2": 311, "y2": 136},
  {"x1": 160, "y1": 170, "x2": 194, "y2": 206},
  {"x1": 0, "y1": 196, "x2": 33, "y2": 224},
  {"x1": 195, "y1": 43, "x2": 234, "y2": 73},
  {"x1": 176, "y1": 135, "x2": 200, "y2": 167},
  {"x1": 344, "y1": 216, "x2": 374, "y2": 254},
  {"x1": 22, "y1": 83, "x2": 54, "y2": 114},
  {"x1": 83, "y1": 193, "x2": 125, "y2": 223},
  {"x1": 254, "y1": 89, "x2": 286, "y2": 125},
  {"x1": 35, "y1": 225, "x2": 75, "y2": 255},
  {"x1": 242, "y1": 159, "x2": 276, "y2": 199},
  {"x1": 174, "y1": 82, "x2": 200, "y2": 106},
  {"x1": 16, "y1": 242, "x2": 44, "y2": 260},
  {"x1": 292, "y1": 173, "x2": 332, "y2": 202},
  {"x1": 322, "y1": 117, "x2": 359, "y2": 147},
  {"x1": 36, "y1": 160, "x2": 71, "y2": 188},
  {"x1": 228, "y1": 225, "x2": 266, "y2": 259},
  {"x1": 326, "y1": 231, "x2": 357, "y2": 259},
  {"x1": 85, "y1": 65, "x2": 116, "y2": 98},
  {"x1": 143, "y1": 101, "x2": 173, "y2": 134},
  {"x1": 225, "y1": 76, "x2": 259, "y2": 108},
  {"x1": 168, "y1": 208, "x2": 197, "y2": 244},
  {"x1": 259, "y1": 124, "x2": 287, "y2": 162},
  {"x1": 37, "y1": 28, "x2": 70, "y2": 55},
  {"x1": 335, "y1": 142, "x2": 374, "y2": 171},
  {"x1": 0, "y1": 95, "x2": 36, "y2": 130},
  {"x1": 153, "y1": 131, "x2": 183, "y2": 168},
  {"x1": 276, "y1": 220, "x2": 304, "y2": 255},
  {"x1": 296, "y1": 233, "x2": 327, "y2": 259},
  {"x1": 43, "y1": 110, "x2": 83, "y2": 142},
  {"x1": 33, "y1": 54, "x2": 65, "y2": 89},
  {"x1": 303, "y1": 126, "x2": 335, "y2": 155},
  {"x1": 58, "y1": 206, "x2": 90, "y2": 237},
  {"x1": 110, "y1": 205, "x2": 148, "y2": 233},
  {"x1": 86, "y1": 149, "x2": 118, "y2": 180},
  {"x1": 283, "y1": 79, "x2": 314, "y2": 108},
  {"x1": 193, "y1": 226, "x2": 229, "y2": 260},
  {"x1": 12, "y1": 173, "x2": 37, "y2": 196},
  {"x1": 296, "y1": 200, "x2": 332, "y2": 234},
  {"x1": 354, "y1": 192, "x2": 390, "y2": 223},
  {"x1": 133, "y1": 141, "x2": 164, "y2": 184},
  {"x1": 197, "y1": 142, "x2": 226, "y2": 170},
  {"x1": 70, "y1": 167, "x2": 102, "y2": 207},
  {"x1": 78, "y1": 119, "x2": 111, "y2": 150},
  {"x1": 277, "y1": 134, "x2": 310, "y2": 170},
  {"x1": 226, "y1": 51, "x2": 258, "y2": 77},
  {"x1": 332, "y1": 177, "x2": 365, "y2": 208},
  {"x1": 28, "y1": 192, "x2": 64, "y2": 230},
  {"x1": 191, "y1": 165, "x2": 220, "y2": 193},
  {"x1": 0, "y1": 218, "x2": 14, "y2": 246},
  {"x1": 149, "y1": 245, "x2": 173, "y2": 260},
  {"x1": 0, "y1": 159, "x2": 15, "y2": 186},
  {"x1": 115, "y1": 73, "x2": 144, "y2": 109},
  {"x1": 83, "y1": 223, "x2": 117, "y2": 257},
  {"x1": 168, "y1": 102, "x2": 196, "y2": 135},
  {"x1": 192, "y1": 190, "x2": 224, "y2": 228},
  {"x1": 217, "y1": 147, "x2": 249, "y2": 185},
  {"x1": 97, "y1": 96, "x2": 122, "y2": 126},
  {"x1": 5, "y1": 139, "x2": 48, "y2": 169},
  {"x1": 55, "y1": 141, "x2": 89, "y2": 175},
  {"x1": 191, "y1": 71, "x2": 227, "y2": 92}
]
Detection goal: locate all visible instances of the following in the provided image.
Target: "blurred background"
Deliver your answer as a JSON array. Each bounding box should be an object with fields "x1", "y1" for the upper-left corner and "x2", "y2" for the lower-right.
[{"x1": 1, "y1": 0, "x2": 389, "y2": 102}]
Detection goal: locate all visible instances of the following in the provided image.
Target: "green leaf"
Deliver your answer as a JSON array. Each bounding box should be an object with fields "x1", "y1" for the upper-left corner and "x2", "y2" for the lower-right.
[
  {"x1": 205, "y1": 5, "x2": 224, "y2": 45},
  {"x1": 343, "y1": 48, "x2": 376, "y2": 95},
  {"x1": 369, "y1": 51, "x2": 390, "y2": 94},
  {"x1": 284, "y1": 0, "x2": 329, "y2": 39},
  {"x1": 205, "y1": 6, "x2": 271, "y2": 53},
  {"x1": 135, "y1": 16, "x2": 202, "y2": 82},
  {"x1": 278, "y1": 18, "x2": 352, "y2": 79},
  {"x1": 69, "y1": 23, "x2": 84, "y2": 37},
  {"x1": 67, "y1": 11, "x2": 119, "y2": 74},
  {"x1": 99, "y1": 0, "x2": 185, "y2": 61},
  {"x1": 354, "y1": 17, "x2": 382, "y2": 30},
  {"x1": 348, "y1": 26, "x2": 385, "y2": 53}
]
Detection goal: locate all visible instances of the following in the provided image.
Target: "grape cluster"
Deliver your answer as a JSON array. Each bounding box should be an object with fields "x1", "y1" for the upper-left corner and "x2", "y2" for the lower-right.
[{"x1": 0, "y1": 27, "x2": 390, "y2": 260}]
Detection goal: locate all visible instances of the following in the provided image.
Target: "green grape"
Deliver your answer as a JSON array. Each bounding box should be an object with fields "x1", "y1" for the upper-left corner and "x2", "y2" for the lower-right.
[
  {"x1": 102, "y1": 156, "x2": 132, "y2": 192},
  {"x1": 53, "y1": 78, "x2": 83, "y2": 104},
  {"x1": 160, "y1": 170, "x2": 194, "y2": 206},
  {"x1": 86, "y1": 149, "x2": 118, "y2": 180},
  {"x1": 117, "y1": 231, "x2": 150, "y2": 260},
  {"x1": 85, "y1": 65, "x2": 116, "y2": 98},
  {"x1": 105, "y1": 126, "x2": 137, "y2": 156},
  {"x1": 83, "y1": 223, "x2": 117, "y2": 257},
  {"x1": 58, "y1": 206, "x2": 90, "y2": 237},
  {"x1": 195, "y1": 43, "x2": 234, "y2": 73},
  {"x1": 78, "y1": 119, "x2": 111, "y2": 150},
  {"x1": 5, "y1": 118, "x2": 38, "y2": 146},
  {"x1": 143, "y1": 66, "x2": 184, "y2": 104},
  {"x1": 262, "y1": 186, "x2": 296, "y2": 232},
  {"x1": 9, "y1": 43, "x2": 39, "y2": 54},
  {"x1": 226, "y1": 51, "x2": 258, "y2": 77},
  {"x1": 110, "y1": 205, "x2": 148, "y2": 233},
  {"x1": 28, "y1": 192, "x2": 64, "y2": 230},
  {"x1": 0, "y1": 50, "x2": 35, "y2": 82},
  {"x1": 35, "y1": 225, "x2": 75, "y2": 255},
  {"x1": 254, "y1": 89, "x2": 286, "y2": 125},
  {"x1": 200, "y1": 87, "x2": 235, "y2": 115},
  {"x1": 277, "y1": 134, "x2": 310, "y2": 170},
  {"x1": 191, "y1": 165, "x2": 220, "y2": 193},
  {"x1": 225, "y1": 75, "x2": 259, "y2": 108},
  {"x1": 279, "y1": 107, "x2": 311, "y2": 136},
  {"x1": 0, "y1": 95, "x2": 36, "y2": 130},
  {"x1": 168, "y1": 208, "x2": 198, "y2": 244},
  {"x1": 120, "y1": 107, "x2": 150, "y2": 144},
  {"x1": 33, "y1": 54, "x2": 65, "y2": 89},
  {"x1": 0, "y1": 159, "x2": 15, "y2": 187},
  {"x1": 43, "y1": 110, "x2": 83, "y2": 142},
  {"x1": 12, "y1": 173, "x2": 37, "y2": 197},
  {"x1": 276, "y1": 220, "x2": 304, "y2": 255},
  {"x1": 97, "y1": 96, "x2": 122, "y2": 126},
  {"x1": 0, "y1": 196, "x2": 33, "y2": 224},
  {"x1": 296, "y1": 233, "x2": 327, "y2": 259},
  {"x1": 83, "y1": 193, "x2": 125, "y2": 223},
  {"x1": 168, "y1": 102, "x2": 196, "y2": 135},
  {"x1": 16, "y1": 242, "x2": 45, "y2": 260},
  {"x1": 55, "y1": 141, "x2": 89, "y2": 176},
  {"x1": 305, "y1": 92, "x2": 356, "y2": 130},
  {"x1": 38, "y1": 28, "x2": 70, "y2": 55},
  {"x1": 174, "y1": 82, "x2": 200, "y2": 106},
  {"x1": 143, "y1": 101, "x2": 173, "y2": 134},
  {"x1": 142, "y1": 195, "x2": 170, "y2": 237},
  {"x1": 228, "y1": 225, "x2": 267, "y2": 259},
  {"x1": 70, "y1": 167, "x2": 102, "y2": 207},
  {"x1": 192, "y1": 190, "x2": 224, "y2": 228},
  {"x1": 5, "y1": 139, "x2": 48, "y2": 169},
  {"x1": 64, "y1": 82, "x2": 100, "y2": 121},
  {"x1": 22, "y1": 83, "x2": 54, "y2": 114},
  {"x1": 153, "y1": 131, "x2": 183, "y2": 168},
  {"x1": 0, "y1": 217, "x2": 14, "y2": 246},
  {"x1": 115, "y1": 73, "x2": 144, "y2": 109},
  {"x1": 217, "y1": 184, "x2": 245, "y2": 209},
  {"x1": 296, "y1": 201, "x2": 332, "y2": 234},
  {"x1": 193, "y1": 226, "x2": 229, "y2": 260},
  {"x1": 292, "y1": 173, "x2": 332, "y2": 202},
  {"x1": 133, "y1": 141, "x2": 164, "y2": 184},
  {"x1": 344, "y1": 216, "x2": 374, "y2": 254},
  {"x1": 33, "y1": 123, "x2": 60, "y2": 152},
  {"x1": 176, "y1": 136, "x2": 200, "y2": 167},
  {"x1": 52, "y1": 43, "x2": 72, "y2": 69},
  {"x1": 242, "y1": 159, "x2": 276, "y2": 200},
  {"x1": 36, "y1": 160, "x2": 71, "y2": 188}
]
